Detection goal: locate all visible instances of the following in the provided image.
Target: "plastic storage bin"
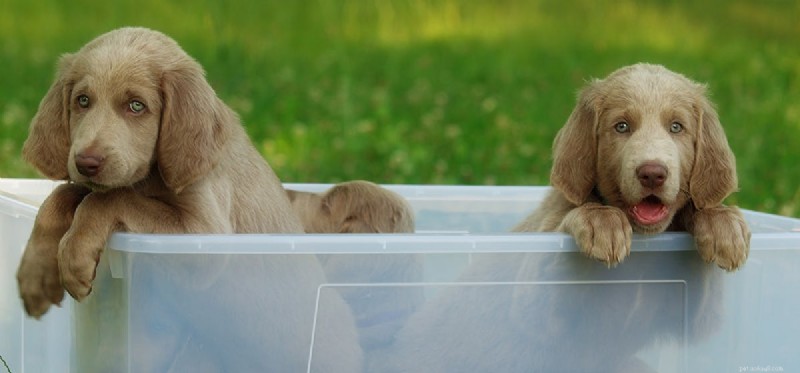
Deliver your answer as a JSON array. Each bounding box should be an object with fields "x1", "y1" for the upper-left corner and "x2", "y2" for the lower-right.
[
  {"x1": 0, "y1": 179, "x2": 71, "y2": 373},
  {"x1": 2, "y1": 178, "x2": 799, "y2": 372}
]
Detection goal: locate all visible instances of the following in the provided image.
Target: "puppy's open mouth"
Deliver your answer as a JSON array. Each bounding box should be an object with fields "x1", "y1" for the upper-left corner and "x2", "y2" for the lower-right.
[{"x1": 630, "y1": 195, "x2": 669, "y2": 225}]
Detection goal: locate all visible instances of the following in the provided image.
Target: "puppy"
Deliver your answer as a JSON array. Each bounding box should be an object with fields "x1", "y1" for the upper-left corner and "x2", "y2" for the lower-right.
[
  {"x1": 16, "y1": 27, "x2": 361, "y2": 372},
  {"x1": 286, "y1": 180, "x2": 415, "y2": 234},
  {"x1": 515, "y1": 63, "x2": 750, "y2": 270},
  {"x1": 379, "y1": 64, "x2": 735, "y2": 372}
]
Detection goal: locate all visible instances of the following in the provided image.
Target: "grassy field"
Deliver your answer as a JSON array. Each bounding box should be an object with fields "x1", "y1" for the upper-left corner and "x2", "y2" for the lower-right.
[{"x1": 1, "y1": 0, "x2": 798, "y2": 217}]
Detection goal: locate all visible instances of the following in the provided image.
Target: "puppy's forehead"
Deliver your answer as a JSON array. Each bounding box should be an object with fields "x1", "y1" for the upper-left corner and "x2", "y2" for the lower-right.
[
  {"x1": 68, "y1": 44, "x2": 163, "y2": 95},
  {"x1": 601, "y1": 67, "x2": 700, "y2": 111}
]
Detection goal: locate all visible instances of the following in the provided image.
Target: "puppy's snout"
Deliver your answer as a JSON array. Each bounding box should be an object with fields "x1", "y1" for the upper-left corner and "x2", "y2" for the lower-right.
[
  {"x1": 75, "y1": 152, "x2": 104, "y2": 177},
  {"x1": 636, "y1": 162, "x2": 667, "y2": 188}
]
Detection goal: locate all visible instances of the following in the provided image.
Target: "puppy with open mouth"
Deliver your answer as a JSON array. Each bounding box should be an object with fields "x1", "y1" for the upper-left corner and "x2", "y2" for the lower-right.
[
  {"x1": 379, "y1": 63, "x2": 746, "y2": 373},
  {"x1": 514, "y1": 63, "x2": 750, "y2": 270}
]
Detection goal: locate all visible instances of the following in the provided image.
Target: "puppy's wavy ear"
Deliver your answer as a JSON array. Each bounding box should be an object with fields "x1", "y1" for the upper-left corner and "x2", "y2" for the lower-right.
[
  {"x1": 22, "y1": 54, "x2": 75, "y2": 180},
  {"x1": 159, "y1": 58, "x2": 234, "y2": 193},
  {"x1": 550, "y1": 82, "x2": 601, "y2": 205},
  {"x1": 323, "y1": 182, "x2": 415, "y2": 234},
  {"x1": 689, "y1": 91, "x2": 737, "y2": 209}
]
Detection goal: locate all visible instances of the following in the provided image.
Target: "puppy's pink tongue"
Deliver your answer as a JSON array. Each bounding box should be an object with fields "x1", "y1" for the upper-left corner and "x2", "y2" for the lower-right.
[{"x1": 631, "y1": 200, "x2": 668, "y2": 225}]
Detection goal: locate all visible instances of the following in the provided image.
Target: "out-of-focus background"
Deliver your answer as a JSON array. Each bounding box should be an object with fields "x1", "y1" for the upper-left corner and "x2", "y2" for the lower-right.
[{"x1": 1, "y1": 0, "x2": 798, "y2": 217}]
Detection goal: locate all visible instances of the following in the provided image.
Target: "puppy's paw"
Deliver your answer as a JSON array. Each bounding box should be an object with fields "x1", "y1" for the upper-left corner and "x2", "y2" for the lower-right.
[
  {"x1": 17, "y1": 240, "x2": 65, "y2": 318},
  {"x1": 17, "y1": 182, "x2": 91, "y2": 316},
  {"x1": 561, "y1": 204, "x2": 633, "y2": 266},
  {"x1": 693, "y1": 206, "x2": 750, "y2": 271},
  {"x1": 58, "y1": 228, "x2": 103, "y2": 300}
]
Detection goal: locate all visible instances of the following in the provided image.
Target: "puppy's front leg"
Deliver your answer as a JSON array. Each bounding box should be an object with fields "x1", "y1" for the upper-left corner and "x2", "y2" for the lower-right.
[
  {"x1": 688, "y1": 206, "x2": 750, "y2": 271},
  {"x1": 58, "y1": 188, "x2": 187, "y2": 300},
  {"x1": 17, "y1": 183, "x2": 91, "y2": 318},
  {"x1": 559, "y1": 203, "x2": 632, "y2": 266}
]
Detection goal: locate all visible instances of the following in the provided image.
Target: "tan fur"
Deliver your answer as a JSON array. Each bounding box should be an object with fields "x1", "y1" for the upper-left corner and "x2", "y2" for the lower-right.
[
  {"x1": 16, "y1": 27, "x2": 362, "y2": 372},
  {"x1": 514, "y1": 63, "x2": 750, "y2": 270},
  {"x1": 286, "y1": 180, "x2": 415, "y2": 234}
]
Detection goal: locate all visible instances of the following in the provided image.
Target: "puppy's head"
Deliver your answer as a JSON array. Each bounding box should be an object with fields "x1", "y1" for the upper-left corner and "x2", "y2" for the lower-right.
[
  {"x1": 551, "y1": 63, "x2": 737, "y2": 234},
  {"x1": 287, "y1": 181, "x2": 415, "y2": 234},
  {"x1": 23, "y1": 27, "x2": 233, "y2": 193}
]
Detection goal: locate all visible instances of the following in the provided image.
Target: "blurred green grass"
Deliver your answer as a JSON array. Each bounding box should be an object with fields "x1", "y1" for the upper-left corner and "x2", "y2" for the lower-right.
[{"x1": 1, "y1": 0, "x2": 798, "y2": 217}]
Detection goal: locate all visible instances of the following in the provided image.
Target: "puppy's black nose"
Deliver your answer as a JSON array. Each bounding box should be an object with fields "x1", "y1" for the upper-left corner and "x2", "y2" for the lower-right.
[
  {"x1": 75, "y1": 153, "x2": 104, "y2": 177},
  {"x1": 637, "y1": 162, "x2": 667, "y2": 188}
]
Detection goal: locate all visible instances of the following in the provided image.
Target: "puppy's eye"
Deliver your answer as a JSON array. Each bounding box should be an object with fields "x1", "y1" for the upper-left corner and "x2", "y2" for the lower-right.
[
  {"x1": 129, "y1": 100, "x2": 146, "y2": 114},
  {"x1": 614, "y1": 122, "x2": 630, "y2": 133},
  {"x1": 670, "y1": 122, "x2": 683, "y2": 133},
  {"x1": 77, "y1": 95, "x2": 90, "y2": 108}
]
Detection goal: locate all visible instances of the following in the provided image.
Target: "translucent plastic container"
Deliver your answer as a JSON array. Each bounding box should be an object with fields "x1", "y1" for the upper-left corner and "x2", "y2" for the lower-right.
[
  {"x1": 1, "y1": 178, "x2": 799, "y2": 372},
  {"x1": 0, "y1": 179, "x2": 71, "y2": 373}
]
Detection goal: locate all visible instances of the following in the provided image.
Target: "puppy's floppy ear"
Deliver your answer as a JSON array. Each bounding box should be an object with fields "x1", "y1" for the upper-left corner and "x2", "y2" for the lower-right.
[
  {"x1": 323, "y1": 181, "x2": 416, "y2": 234},
  {"x1": 159, "y1": 57, "x2": 234, "y2": 193},
  {"x1": 22, "y1": 54, "x2": 75, "y2": 180},
  {"x1": 550, "y1": 82, "x2": 601, "y2": 205},
  {"x1": 689, "y1": 92, "x2": 737, "y2": 209}
]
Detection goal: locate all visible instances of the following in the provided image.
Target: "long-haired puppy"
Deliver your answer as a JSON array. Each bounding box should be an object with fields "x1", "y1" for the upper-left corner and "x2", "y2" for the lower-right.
[
  {"x1": 16, "y1": 27, "x2": 361, "y2": 372},
  {"x1": 286, "y1": 180, "x2": 414, "y2": 234},
  {"x1": 379, "y1": 64, "x2": 739, "y2": 372},
  {"x1": 515, "y1": 63, "x2": 750, "y2": 270}
]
